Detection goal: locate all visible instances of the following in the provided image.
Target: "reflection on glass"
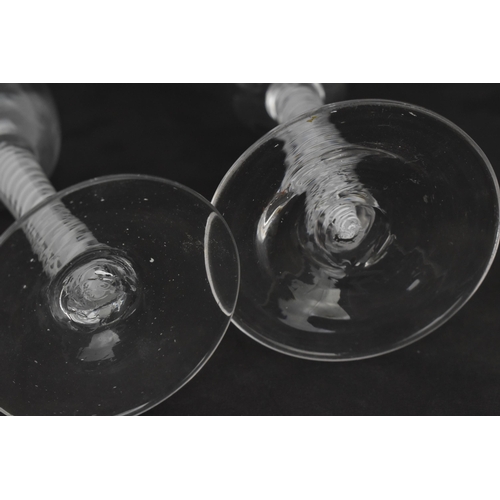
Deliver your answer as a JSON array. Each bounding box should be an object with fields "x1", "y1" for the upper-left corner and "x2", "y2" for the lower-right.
[{"x1": 78, "y1": 329, "x2": 121, "y2": 362}]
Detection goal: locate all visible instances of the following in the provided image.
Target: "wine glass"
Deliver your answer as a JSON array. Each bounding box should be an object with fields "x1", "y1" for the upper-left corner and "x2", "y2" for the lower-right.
[
  {"x1": 0, "y1": 84, "x2": 239, "y2": 415},
  {"x1": 213, "y1": 83, "x2": 500, "y2": 360}
]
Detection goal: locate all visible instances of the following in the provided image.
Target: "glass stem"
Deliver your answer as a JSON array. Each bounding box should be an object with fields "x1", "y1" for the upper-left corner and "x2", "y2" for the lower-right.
[
  {"x1": 0, "y1": 141, "x2": 102, "y2": 278},
  {"x1": 263, "y1": 84, "x2": 368, "y2": 247},
  {"x1": 265, "y1": 83, "x2": 325, "y2": 124}
]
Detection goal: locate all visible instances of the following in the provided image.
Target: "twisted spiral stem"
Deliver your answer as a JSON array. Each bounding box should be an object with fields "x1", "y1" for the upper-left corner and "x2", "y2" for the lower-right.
[
  {"x1": 0, "y1": 141, "x2": 139, "y2": 331},
  {"x1": 263, "y1": 83, "x2": 369, "y2": 248},
  {"x1": 0, "y1": 141, "x2": 102, "y2": 277}
]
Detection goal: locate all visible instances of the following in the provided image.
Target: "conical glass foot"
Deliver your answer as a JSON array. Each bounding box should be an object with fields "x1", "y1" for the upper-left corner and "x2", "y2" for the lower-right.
[
  {"x1": 0, "y1": 175, "x2": 239, "y2": 415},
  {"x1": 214, "y1": 99, "x2": 500, "y2": 360}
]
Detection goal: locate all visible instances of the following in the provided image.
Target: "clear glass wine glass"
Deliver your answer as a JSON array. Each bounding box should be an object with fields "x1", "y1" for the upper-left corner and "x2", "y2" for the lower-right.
[
  {"x1": 213, "y1": 83, "x2": 500, "y2": 360},
  {"x1": 0, "y1": 84, "x2": 239, "y2": 415}
]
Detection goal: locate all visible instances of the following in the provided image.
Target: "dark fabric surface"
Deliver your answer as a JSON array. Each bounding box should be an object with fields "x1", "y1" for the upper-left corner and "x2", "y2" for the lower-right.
[{"x1": 4, "y1": 84, "x2": 500, "y2": 415}]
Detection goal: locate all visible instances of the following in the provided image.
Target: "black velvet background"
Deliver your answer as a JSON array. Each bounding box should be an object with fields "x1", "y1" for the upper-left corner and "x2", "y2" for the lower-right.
[{"x1": 5, "y1": 84, "x2": 500, "y2": 415}]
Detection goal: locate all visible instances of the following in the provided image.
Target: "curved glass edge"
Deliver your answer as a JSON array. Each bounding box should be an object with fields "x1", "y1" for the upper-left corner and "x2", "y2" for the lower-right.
[
  {"x1": 0, "y1": 173, "x2": 241, "y2": 415},
  {"x1": 214, "y1": 99, "x2": 500, "y2": 210},
  {"x1": 1, "y1": 314, "x2": 235, "y2": 416},
  {"x1": 213, "y1": 98, "x2": 500, "y2": 362},
  {"x1": 1, "y1": 173, "x2": 241, "y2": 270},
  {"x1": 119, "y1": 322, "x2": 231, "y2": 415}
]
